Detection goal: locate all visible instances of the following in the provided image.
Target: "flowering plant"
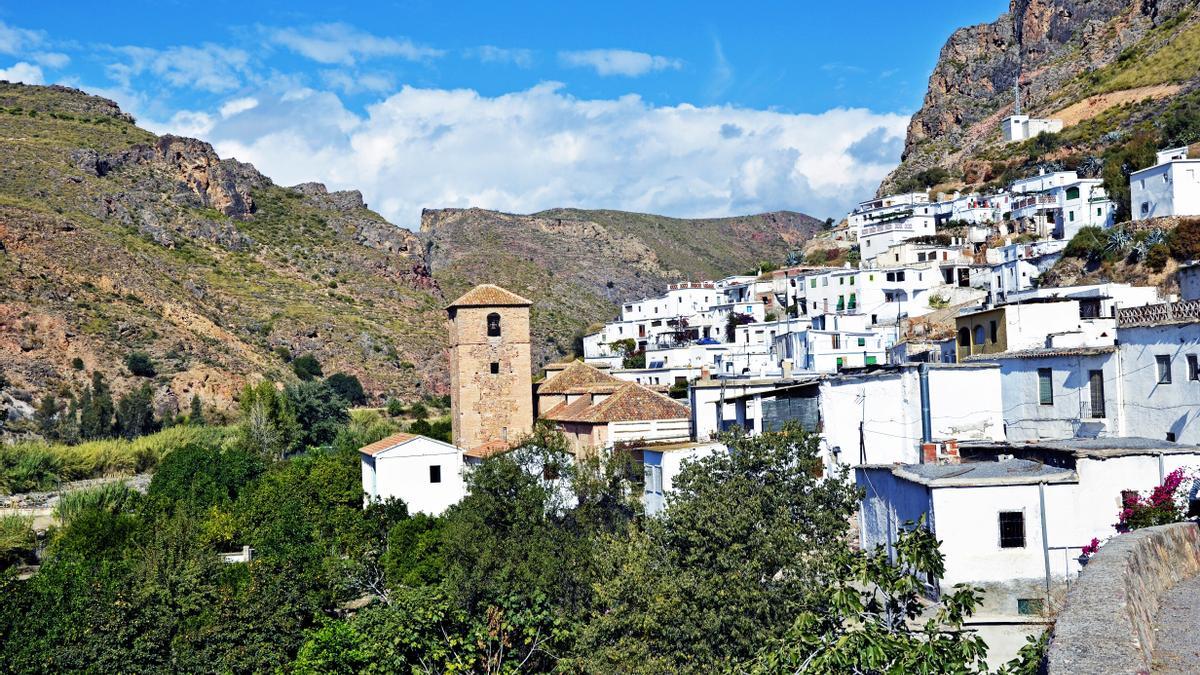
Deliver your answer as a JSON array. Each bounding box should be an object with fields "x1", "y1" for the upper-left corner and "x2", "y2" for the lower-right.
[
  {"x1": 1080, "y1": 537, "x2": 1101, "y2": 556},
  {"x1": 1116, "y1": 468, "x2": 1193, "y2": 532}
]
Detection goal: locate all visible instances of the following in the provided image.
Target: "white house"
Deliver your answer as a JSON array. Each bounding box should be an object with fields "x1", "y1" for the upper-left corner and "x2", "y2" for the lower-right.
[
  {"x1": 1008, "y1": 171, "x2": 1114, "y2": 237},
  {"x1": 773, "y1": 313, "x2": 888, "y2": 372},
  {"x1": 1001, "y1": 114, "x2": 1063, "y2": 143},
  {"x1": 1116, "y1": 299, "x2": 1200, "y2": 443},
  {"x1": 359, "y1": 432, "x2": 472, "y2": 515},
  {"x1": 985, "y1": 239, "x2": 1068, "y2": 304},
  {"x1": 1130, "y1": 146, "x2": 1200, "y2": 219},
  {"x1": 858, "y1": 437, "x2": 1200, "y2": 618},
  {"x1": 820, "y1": 363, "x2": 1005, "y2": 467},
  {"x1": 1181, "y1": 261, "x2": 1200, "y2": 302}
]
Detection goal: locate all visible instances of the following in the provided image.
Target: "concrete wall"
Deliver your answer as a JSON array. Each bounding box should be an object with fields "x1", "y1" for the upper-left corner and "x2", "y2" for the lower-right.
[
  {"x1": 1132, "y1": 160, "x2": 1200, "y2": 219},
  {"x1": 999, "y1": 352, "x2": 1120, "y2": 441},
  {"x1": 1118, "y1": 323, "x2": 1200, "y2": 443},
  {"x1": 857, "y1": 466, "x2": 932, "y2": 558},
  {"x1": 363, "y1": 440, "x2": 467, "y2": 515},
  {"x1": 1047, "y1": 522, "x2": 1200, "y2": 674}
]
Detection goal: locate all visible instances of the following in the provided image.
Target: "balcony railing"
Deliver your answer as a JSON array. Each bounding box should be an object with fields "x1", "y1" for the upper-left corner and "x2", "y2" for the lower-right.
[{"x1": 861, "y1": 221, "x2": 915, "y2": 236}]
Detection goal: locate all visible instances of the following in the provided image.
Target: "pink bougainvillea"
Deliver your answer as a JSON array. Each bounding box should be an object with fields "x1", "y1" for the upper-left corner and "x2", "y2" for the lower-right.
[
  {"x1": 1081, "y1": 538, "x2": 1101, "y2": 556},
  {"x1": 1116, "y1": 468, "x2": 1193, "y2": 533}
]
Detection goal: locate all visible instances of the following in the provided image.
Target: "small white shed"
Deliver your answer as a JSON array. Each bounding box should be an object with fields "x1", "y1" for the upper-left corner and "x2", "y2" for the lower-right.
[{"x1": 359, "y1": 432, "x2": 468, "y2": 515}]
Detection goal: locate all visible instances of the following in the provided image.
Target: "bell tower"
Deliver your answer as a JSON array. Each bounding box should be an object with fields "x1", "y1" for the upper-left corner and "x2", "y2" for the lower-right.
[{"x1": 446, "y1": 284, "x2": 534, "y2": 452}]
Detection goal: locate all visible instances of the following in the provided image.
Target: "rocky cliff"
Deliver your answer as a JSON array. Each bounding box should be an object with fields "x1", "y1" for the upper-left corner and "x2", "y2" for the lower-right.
[
  {"x1": 884, "y1": 0, "x2": 1200, "y2": 194},
  {"x1": 0, "y1": 83, "x2": 821, "y2": 427}
]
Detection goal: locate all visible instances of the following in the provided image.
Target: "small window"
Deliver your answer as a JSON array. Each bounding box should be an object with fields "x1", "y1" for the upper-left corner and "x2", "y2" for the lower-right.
[
  {"x1": 1168, "y1": 432, "x2": 1178, "y2": 442},
  {"x1": 1038, "y1": 368, "x2": 1053, "y2": 405},
  {"x1": 486, "y1": 312, "x2": 501, "y2": 337},
  {"x1": 989, "y1": 320, "x2": 998, "y2": 343},
  {"x1": 1157, "y1": 355, "x2": 1172, "y2": 384},
  {"x1": 1065, "y1": 186, "x2": 1080, "y2": 201},
  {"x1": 974, "y1": 325, "x2": 985, "y2": 345},
  {"x1": 958, "y1": 327, "x2": 970, "y2": 347},
  {"x1": 999, "y1": 511, "x2": 1025, "y2": 548},
  {"x1": 857, "y1": 337, "x2": 866, "y2": 347},
  {"x1": 489, "y1": 362, "x2": 500, "y2": 374},
  {"x1": 1188, "y1": 354, "x2": 1198, "y2": 381},
  {"x1": 429, "y1": 465, "x2": 442, "y2": 483},
  {"x1": 1017, "y1": 598, "x2": 1044, "y2": 616}
]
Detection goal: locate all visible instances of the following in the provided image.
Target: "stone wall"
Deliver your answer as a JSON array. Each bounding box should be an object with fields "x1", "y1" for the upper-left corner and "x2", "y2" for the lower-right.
[{"x1": 1046, "y1": 522, "x2": 1200, "y2": 673}]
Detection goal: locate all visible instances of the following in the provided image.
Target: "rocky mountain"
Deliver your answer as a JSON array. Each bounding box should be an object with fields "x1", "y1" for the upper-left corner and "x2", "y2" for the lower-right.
[
  {"x1": 0, "y1": 83, "x2": 820, "y2": 422},
  {"x1": 883, "y1": 0, "x2": 1200, "y2": 196},
  {"x1": 422, "y1": 207, "x2": 822, "y2": 366}
]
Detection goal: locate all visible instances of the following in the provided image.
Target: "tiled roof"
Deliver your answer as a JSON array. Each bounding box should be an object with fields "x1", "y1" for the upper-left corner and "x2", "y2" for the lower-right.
[
  {"x1": 543, "y1": 382, "x2": 689, "y2": 424},
  {"x1": 964, "y1": 345, "x2": 1116, "y2": 361},
  {"x1": 463, "y1": 439, "x2": 512, "y2": 459},
  {"x1": 447, "y1": 284, "x2": 533, "y2": 309},
  {"x1": 358, "y1": 432, "x2": 418, "y2": 456},
  {"x1": 538, "y1": 361, "x2": 623, "y2": 395}
]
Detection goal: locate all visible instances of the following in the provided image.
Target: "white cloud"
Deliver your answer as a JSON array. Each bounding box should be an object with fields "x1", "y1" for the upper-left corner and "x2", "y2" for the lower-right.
[
  {"x1": 267, "y1": 23, "x2": 442, "y2": 65},
  {"x1": 199, "y1": 82, "x2": 907, "y2": 229},
  {"x1": 219, "y1": 96, "x2": 259, "y2": 118},
  {"x1": 319, "y1": 69, "x2": 395, "y2": 95},
  {"x1": 108, "y1": 43, "x2": 252, "y2": 93},
  {"x1": 31, "y1": 51, "x2": 70, "y2": 68},
  {"x1": 0, "y1": 21, "x2": 44, "y2": 56},
  {"x1": 0, "y1": 61, "x2": 44, "y2": 84},
  {"x1": 150, "y1": 109, "x2": 216, "y2": 137},
  {"x1": 469, "y1": 45, "x2": 534, "y2": 68},
  {"x1": 559, "y1": 49, "x2": 683, "y2": 77}
]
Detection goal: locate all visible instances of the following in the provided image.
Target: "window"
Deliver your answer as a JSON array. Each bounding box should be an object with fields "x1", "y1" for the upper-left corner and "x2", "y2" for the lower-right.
[
  {"x1": 810, "y1": 278, "x2": 816, "y2": 288},
  {"x1": 865, "y1": 356, "x2": 878, "y2": 365},
  {"x1": 958, "y1": 327, "x2": 970, "y2": 347},
  {"x1": 832, "y1": 334, "x2": 841, "y2": 349},
  {"x1": 974, "y1": 325, "x2": 985, "y2": 345},
  {"x1": 1038, "y1": 368, "x2": 1053, "y2": 405},
  {"x1": 857, "y1": 337, "x2": 866, "y2": 347},
  {"x1": 896, "y1": 271, "x2": 905, "y2": 282},
  {"x1": 1141, "y1": 201, "x2": 1150, "y2": 216},
  {"x1": 1189, "y1": 354, "x2": 1198, "y2": 381},
  {"x1": 1168, "y1": 432, "x2": 1178, "y2": 442},
  {"x1": 1157, "y1": 355, "x2": 1172, "y2": 384},
  {"x1": 1089, "y1": 370, "x2": 1105, "y2": 418},
  {"x1": 489, "y1": 361, "x2": 500, "y2": 374},
  {"x1": 1065, "y1": 186, "x2": 1080, "y2": 201},
  {"x1": 1097, "y1": 207, "x2": 1102, "y2": 217},
  {"x1": 836, "y1": 357, "x2": 844, "y2": 369},
  {"x1": 1017, "y1": 598, "x2": 1044, "y2": 616},
  {"x1": 989, "y1": 320, "x2": 998, "y2": 343},
  {"x1": 429, "y1": 465, "x2": 442, "y2": 483},
  {"x1": 999, "y1": 511, "x2": 1025, "y2": 548},
  {"x1": 839, "y1": 277, "x2": 844, "y2": 285},
  {"x1": 1068, "y1": 210, "x2": 1075, "y2": 222},
  {"x1": 486, "y1": 312, "x2": 501, "y2": 337},
  {"x1": 643, "y1": 463, "x2": 663, "y2": 493}
]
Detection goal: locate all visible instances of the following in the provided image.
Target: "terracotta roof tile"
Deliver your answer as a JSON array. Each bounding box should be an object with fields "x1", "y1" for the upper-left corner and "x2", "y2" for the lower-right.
[
  {"x1": 541, "y1": 382, "x2": 689, "y2": 424},
  {"x1": 538, "y1": 361, "x2": 622, "y2": 395},
  {"x1": 464, "y1": 439, "x2": 513, "y2": 459},
  {"x1": 447, "y1": 284, "x2": 532, "y2": 309},
  {"x1": 358, "y1": 432, "x2": 418, "y2": 456}
]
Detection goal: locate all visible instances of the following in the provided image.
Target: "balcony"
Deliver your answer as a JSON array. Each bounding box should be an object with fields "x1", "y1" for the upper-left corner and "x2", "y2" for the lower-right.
[{"x1": 861, "y1": 221, "x2": 915, "y2": 236}]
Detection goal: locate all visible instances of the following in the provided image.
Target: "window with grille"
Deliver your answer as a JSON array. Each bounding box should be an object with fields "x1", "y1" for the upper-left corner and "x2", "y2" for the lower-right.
[
  {"x1": 1157, "y1": 355, "x2": 1172, "y2": 384},
  {"x1": 1089, "y1": 370, "x2": 1105, "y2": 418},
  {"x1": 1038, "y1": 368, "x2": 1053, "y2": 405},
  {"x1": 999, "y1": 511, "x2": 1025, "y2": 548}
]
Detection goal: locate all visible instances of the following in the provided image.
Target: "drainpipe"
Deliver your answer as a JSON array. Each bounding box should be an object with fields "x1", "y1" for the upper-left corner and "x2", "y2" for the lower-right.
[
  {"x1": 1158, "y1": 452, "x2": 1165, "y2": 484},
  {"x1": 919, "y1": 363, "x2": 932, "y2": 445},
  {"x1": 1039, "y1": 481, "x2": 1052, "y2": 601}
]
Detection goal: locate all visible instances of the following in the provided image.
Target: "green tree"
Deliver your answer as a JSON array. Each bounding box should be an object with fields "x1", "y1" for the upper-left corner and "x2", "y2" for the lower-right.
[
  {"x1": 409, "y1": 402, "x2": 428, "y2": 420},
  {"x1": 148, "y1": 444, "x2": 265, "y2": 513},
  {"x1": 1102, "y1": 130, "x2": 1157, "y2": 222},
  {"x1": 35, "y1": 394, "x2": 62, "y2": 439},
  {"x1": 125, "y1": 351, "x2": 156, "y2": 377},
  {"x1": 115, "y1": 383, "x2": 157, "y2": 440},
  {"x1": 78, "y1": 371, "x2": 114, "y2": 440},
  {"x1": 238, "y1": 381, "x2": 300, "y2": 460},
  {"x1": 324, "y1": 372, "x2": 366, "y2": 406},
  {"x1": 292, "y1": 354, "x2": 324, "y2": 381},
  {"x1": 285, "y1": 380, "x2": 350, "y2": 449},
  {"x1": 188, "y1": 393, "x2": 205, "y2": 425},
  {"x1": 575, "y1": 426, "x2": 860, "y2": 672},
  {"x1": 748, "y1": 518, "x2": 990, "y2": 674},
  {"x1": 385, "y1": 397, "x2": 404, "y2": 417}
]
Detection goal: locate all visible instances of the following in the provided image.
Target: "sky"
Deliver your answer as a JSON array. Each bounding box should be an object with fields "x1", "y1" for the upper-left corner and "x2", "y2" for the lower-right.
[{"x1": 0, "y1": 1, "x2": 1006, "y2": 228}]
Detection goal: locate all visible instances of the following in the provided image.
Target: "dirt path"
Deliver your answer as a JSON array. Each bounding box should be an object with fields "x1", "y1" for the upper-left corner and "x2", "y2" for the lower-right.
[
  {"x1": 1052, "y1": 84, "x2": 1183, "y2": 127},
  {"x1": 1151, "y1": 572, "x2": 1200, "y2": 673}
]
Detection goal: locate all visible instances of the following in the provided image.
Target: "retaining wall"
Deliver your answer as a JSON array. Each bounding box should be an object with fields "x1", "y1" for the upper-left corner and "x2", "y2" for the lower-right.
[{"x1": 1046, "y1": 521, "x2": 1200, "y2": 674}]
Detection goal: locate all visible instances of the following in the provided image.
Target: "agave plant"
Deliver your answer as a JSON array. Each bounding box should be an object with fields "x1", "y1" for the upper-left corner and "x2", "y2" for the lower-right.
[
  {"x1": 1131, "y1": 228, "x2": 1168, "y2": 261},
  {"x1": 1104, "y1": 227, "x2": 1133, "y2": 258}
]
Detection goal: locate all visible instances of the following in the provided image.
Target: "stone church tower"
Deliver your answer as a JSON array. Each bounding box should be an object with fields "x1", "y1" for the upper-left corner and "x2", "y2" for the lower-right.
[{"x1": 446, "y1": 284, "x2": 534, "y2": 452}]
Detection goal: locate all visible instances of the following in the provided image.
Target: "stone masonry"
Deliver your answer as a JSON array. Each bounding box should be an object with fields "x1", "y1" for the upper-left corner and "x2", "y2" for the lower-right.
[{"x1": 447, "y1": 285, "x2": 534, "y2": 452}]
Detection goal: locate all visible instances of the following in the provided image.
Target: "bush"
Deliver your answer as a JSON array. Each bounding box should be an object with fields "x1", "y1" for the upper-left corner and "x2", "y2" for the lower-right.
[
  {"x1": 71, "y1": 357, "x2": 84, "y2": 370},
  {"x1": 115, "y1": 383, "x2": 158, "y2": 440},
  {"x1": 1117, "y1": 468, "x2": 1189, "y2": 532},
  {"x1": 324, "y1": 373, "x2": 366, "y2": 406},
  {"x1": 408, "y1": 403, "x2": 428, "y2": 421},
  {"x1": 0, "y1": 514, "x2": 34, "y2": 567},
  {"x1": 1063, "y1": 226, "x2": 1111, "y2": 262},
  {"x1": 292, "y1": 354, "x2": 323, "y2": 381},
  {"x1": 1168, "y1": 218, "x2": 1200, "y2": 261},
  {"x1": 148, "y1": 443, "x2": 265, "y2": 511},
  {"x1": 386, "y1": 398, "x2": 404, "y2": 417},
  {"x1": 1146, "y1": 243, "x2": 1170, "y2": 272},
  {"x1": 273, "y1": 346, "x2": 293, "y2": 362},
  {"x1": 125, "y1": 352, "x2": 156, "y2": 378}
]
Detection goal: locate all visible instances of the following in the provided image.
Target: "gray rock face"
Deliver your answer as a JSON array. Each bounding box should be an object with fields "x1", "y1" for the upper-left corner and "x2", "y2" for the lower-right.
[{"x1": 291, "y1": 182, "x2": 420, "y2": 256}]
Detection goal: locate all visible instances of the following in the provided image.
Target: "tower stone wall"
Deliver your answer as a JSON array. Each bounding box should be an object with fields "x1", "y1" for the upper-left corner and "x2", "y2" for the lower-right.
[{"x1": 447, "y1": 289, "x2": 534, "y2": 451}]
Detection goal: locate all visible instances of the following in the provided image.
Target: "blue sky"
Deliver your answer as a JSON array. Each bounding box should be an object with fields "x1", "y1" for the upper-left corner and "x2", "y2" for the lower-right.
[{"x1": 0, "y1": 1, "x2": 1006, "y2": 227}]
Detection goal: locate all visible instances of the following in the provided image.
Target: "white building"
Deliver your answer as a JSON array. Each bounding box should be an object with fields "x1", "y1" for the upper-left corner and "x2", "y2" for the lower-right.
[
  {"x1": 774, "y1": 313, "x2": 888, "y2": 373},
  {"x1": 1009, "y1": 171, "x2": 1115, "y2": 238},
  {"x1": 820, "y1": 363, "x2": 1005, "y2": 467},
  {"x1": 858, "y1": 438, "x2": 1200, "y2": 618},
  {"x1": 1181, "y1": 262, "x2": 1200, "y2": 302},
  {"x1": 1130, "y1": 146, "x2": 1200, "y2": 219},
  {"x1": 359, "y1": 432, "x2": 474, "y2": 515},
  {"x1": 1001, "y1": 114, "x2": 1063, "y2": 143},
  {"x1": 932, "y1": 192, "x2": 1002, "y2": 225},
  {"x1": 986, "y1": 239, "x2": 1068, "y2": 304},
  {"x1": 1116, "y1": 300, "x2": 1200, "y2": 444}
]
